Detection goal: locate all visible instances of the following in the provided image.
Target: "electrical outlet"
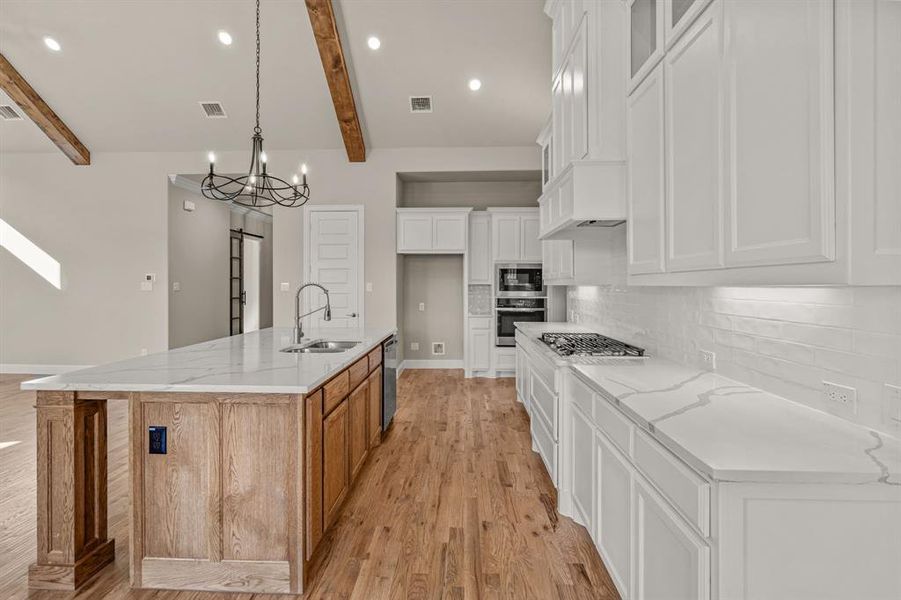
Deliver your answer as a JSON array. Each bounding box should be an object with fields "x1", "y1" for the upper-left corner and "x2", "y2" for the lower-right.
[
  {"x1": 884, "y1": 384, "x2": 901, "y2": 428},
  {"x1": 823, "y1": 381, "x2": 858, "y2": 415},
  {"x1": 418, "y1": 302, "x2": 425, "y2": 312},
  {"x1": 140, "y1": 280, "x2": 153, "y2": 291},
  {"x1": 410, "y1": 342, "x2": 419, "y2": 351},
  {"x1": 140, "y1": 348, "x2": 148, "y2": 356},
  {"x1": 432, "y1": 342, "x2": 446, "y2": 356},
  {"x1": 700, "y1": 349, "x2": 716, "y2": 370}
]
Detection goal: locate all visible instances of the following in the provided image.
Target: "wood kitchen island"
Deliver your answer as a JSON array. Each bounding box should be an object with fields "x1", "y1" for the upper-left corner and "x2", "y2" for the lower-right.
[{"x1": 21, "y1": 327, "x2": 395, "y2": 595}]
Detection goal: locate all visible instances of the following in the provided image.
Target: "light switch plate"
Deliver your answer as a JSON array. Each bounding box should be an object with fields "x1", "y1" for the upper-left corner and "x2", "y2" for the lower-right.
[
  {"x1": 366, "y1": 282, "x2": 373, "y2": 292},
  {"x1": 183, "y1": 199, "x2": 195, "y2": 212},
  {"x1": 172, "y1": 281, "x2": 180, "y2": 291},
  {"x1": 280, "y1": 282, "x2": 290, "y2": 292},
  {"x1": 140, "y1": 281, "x2": 153, "y2": 291},
  {"x1": 884, "y1": 384, "x2": 901, "y2": 428},
  {"x1": 418, "y1": 302, "x2": 425, "y2": 312}
]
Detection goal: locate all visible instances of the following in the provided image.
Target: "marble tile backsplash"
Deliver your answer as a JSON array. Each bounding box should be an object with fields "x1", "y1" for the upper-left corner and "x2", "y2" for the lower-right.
[
  {"x1": 567, "y1": 278, "x2": 901, "y2": 438},
  {"x1": 468, "y1": 284, "x2": 492, "y2": 316}
]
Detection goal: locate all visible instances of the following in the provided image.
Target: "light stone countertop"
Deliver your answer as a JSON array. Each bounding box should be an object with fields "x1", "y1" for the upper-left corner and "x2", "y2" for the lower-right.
[
  {"x1": 515, "y1": 322, "x2": 901, "y2": 486},
  {"x1": 22, "y1": 327, "x2": 396, "y2": 395}
]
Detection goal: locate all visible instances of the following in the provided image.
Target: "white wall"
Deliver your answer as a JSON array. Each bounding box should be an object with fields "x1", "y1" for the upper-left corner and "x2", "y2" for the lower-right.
[
  {"x1": 566, "y1": 228, "x2": 901, "y2": 437},
  {"x1": 0, "y1": 147, "x2": 537, "y2": 367},
  {"x1": 400, "y1": 180, "x2": 541, "y2": 208},
  {"x1": 402, "y1": 255, "x2": 464, "y2": 361}
]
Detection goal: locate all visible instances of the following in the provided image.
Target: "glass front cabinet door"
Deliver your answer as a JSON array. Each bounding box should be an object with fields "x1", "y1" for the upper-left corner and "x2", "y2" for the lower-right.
[
  {"x1": 628, "y1": 0, "x2": 665, "y2": 92},
  {"x1": 664, "y1": 0, "x2": 713, "y2": 48}
]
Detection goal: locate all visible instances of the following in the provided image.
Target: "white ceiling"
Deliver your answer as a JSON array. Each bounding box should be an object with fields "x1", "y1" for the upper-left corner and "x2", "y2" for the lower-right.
[{"x1": 0, "y1": 0, "x2": 550, "y2": 155}]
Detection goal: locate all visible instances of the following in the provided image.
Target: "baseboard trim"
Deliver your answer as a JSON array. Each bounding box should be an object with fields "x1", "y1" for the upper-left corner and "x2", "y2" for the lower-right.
[
  {"x1": 1, "y1": 364, "x2": 92, "y2": 375},
  {"x1": 402, "y1": 359, "x2": 464, "y2": 369}
]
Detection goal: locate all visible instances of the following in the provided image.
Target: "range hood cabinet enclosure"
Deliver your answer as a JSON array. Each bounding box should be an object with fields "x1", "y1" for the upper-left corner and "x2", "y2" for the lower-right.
[{"x1": 538, "y1": 159, "x2": 627, "y2": 240}]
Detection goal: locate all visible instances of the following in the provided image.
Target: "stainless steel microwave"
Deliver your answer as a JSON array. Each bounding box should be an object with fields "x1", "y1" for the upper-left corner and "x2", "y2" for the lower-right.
[{"x1": 496, "y1": 263, "x2": 545, "y2": 298}]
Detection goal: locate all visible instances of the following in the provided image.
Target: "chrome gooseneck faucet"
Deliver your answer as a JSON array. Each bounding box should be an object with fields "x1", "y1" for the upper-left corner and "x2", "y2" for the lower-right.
[{"x1": 294, "y1": 282, "x2": 331, "y2": 343}]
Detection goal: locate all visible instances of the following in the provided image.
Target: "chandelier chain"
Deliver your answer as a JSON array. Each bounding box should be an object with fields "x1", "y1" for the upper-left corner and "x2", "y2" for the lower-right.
[{"x1": 254, "y1": 0, "x2": 261, "y2": 134}]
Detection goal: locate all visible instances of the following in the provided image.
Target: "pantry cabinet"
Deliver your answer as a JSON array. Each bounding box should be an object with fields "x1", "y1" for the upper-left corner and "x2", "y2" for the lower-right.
[{"x1": 396, "y1": 208, "x2": 472, "y2": 254}]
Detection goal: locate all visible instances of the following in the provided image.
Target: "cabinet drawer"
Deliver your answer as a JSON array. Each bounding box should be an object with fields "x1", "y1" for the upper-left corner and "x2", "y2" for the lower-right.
[
  {"x1": 633, "y1": 429, "x2": 710, "y2": 537},
  {"x1": 531, "y1": 409, "x2": 557, "y2": 485},
  {"x1": 594, "y1": 394, "x2": 633, "y2": 457},
  {"x1": 529, "y1": 352, "x2": 556, "y2": 393},
  {"x1": 368, "y1": 346, "x2": 382, "y2": 372},
  {"x1": 568, "y1": 372, "x2": 595, "y2": 420},
  {"x1": 529, "y1": 371, "x2": 557, "y2": 440},
  {"x1": 348, "y1": 357, "x2": 369, "y2": 390},
  {"x1": 323, "y1": 371, "x2": 349, "y2": 414}
]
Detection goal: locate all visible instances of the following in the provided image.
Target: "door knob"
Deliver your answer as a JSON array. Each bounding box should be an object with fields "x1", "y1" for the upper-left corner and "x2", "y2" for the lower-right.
[{"x1": 347, "y1": 312, "x2": 358, "y2": 318}]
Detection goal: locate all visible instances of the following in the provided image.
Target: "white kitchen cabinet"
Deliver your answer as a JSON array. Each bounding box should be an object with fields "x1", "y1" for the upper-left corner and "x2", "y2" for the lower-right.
[
  {"x1": 628, "y1": 0, "x2": 665, "y2": 93},
  {"x1": 634, "y1": 476, "x2": 710, "y2": 600},
  {"x1": 515, "y1": 344, "x2": 531, "y2": 412},
  {"x1": 664, "y1": 0, "x2": 713, "y2": 49},
  {"x1": 466, "y1": 317, "x2": 492, "y2": 373},
  {"x1": 396, "y1": 208, "x2": 471, "y2": 254},
  {"x1": 543, "y1": 239, "x2": 574, "y2": 284},
  {"x1": 569, "y1": 403, "x2": 595, "y2": 533},
  {"x1": 596, "y1": 431, "x2": 633, "y2": 600},
  {"x1": 721, "y1": 0, "x2": 834, "y2": 269},
  {"x1": 664, "y1": 1, "x2": 723, "y2": 272},
  {"x1": 627, "y1": 65, "x2": 666, "y2": 275},
  {"x1": 468, "y1": 212, "x2": 491, "y2": 284},
  {"x1": 489, "y1": 209, "x2": 541, "y2": 263}
]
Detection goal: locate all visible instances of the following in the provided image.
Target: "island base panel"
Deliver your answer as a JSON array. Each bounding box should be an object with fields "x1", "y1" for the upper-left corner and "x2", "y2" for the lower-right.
[{"x1": 29, "y1": 392, "x2": 115, "y2": 591}]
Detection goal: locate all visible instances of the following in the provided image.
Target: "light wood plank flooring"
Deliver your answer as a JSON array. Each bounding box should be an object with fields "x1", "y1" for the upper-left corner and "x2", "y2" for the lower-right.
[{"x1": 0, "y1": 370, "x2": 618, "y2": 599}]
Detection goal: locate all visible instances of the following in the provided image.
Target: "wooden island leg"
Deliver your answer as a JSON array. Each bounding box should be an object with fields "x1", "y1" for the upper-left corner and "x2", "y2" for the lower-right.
[{"x1": 28, "y1": 391, "x2": 115, "y2": 590}]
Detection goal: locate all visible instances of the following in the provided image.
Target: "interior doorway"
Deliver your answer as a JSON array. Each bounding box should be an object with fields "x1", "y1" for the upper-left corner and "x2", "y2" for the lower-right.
[{"x1": 229, "y1": 228, "x2": 264, "y2": 335}]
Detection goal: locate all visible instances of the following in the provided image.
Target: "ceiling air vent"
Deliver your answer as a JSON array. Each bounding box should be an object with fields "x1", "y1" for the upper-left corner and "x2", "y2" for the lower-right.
[
  {"x1": 0, "y1": 105, "x2": 23, "y2": 120},
  {"x1": 199, "y1": 101, "x2": 227, "y2": 118},
  {"x1": 409, "y1": 96, "x2": 432, "y2": 113}
]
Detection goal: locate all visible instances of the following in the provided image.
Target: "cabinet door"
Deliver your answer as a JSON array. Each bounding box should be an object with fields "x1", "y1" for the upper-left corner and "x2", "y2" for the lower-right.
[
  {"x1": 492, "y1": 215, "x2": 521, "y2": 262},
  {"x1": 542, "y1": 240, "x2": 557, "y2": 280},
  {"x1": 520, "y1": 215, "x2": 542, "y2": 262},
  {"x1": 596, "y1": 432, "x2": 633, "y2": 599},
  {"x1": 570, "y1": 20, "x2": 589, "y2": 162},
  {"x1": 558, "y1": 240, "x2": 574, "y2": 280},
  {"x1": 433, "y1": 213, "x2": 467, "y2": 252},
  {"x1": 468, "y1": 318, "x2": 492, "y2": 371},
  {"x1": 570, "y1": 404, "x2": 595, "y2": 533},
  {"x1": 322, "y1": 400, "x2": 349, "y2": 527},
  {"x1": 664, "y1": 1, "x2": 723, "y2": 271},
  {"x1": 552, "y1": 73, "x2": 566, "y2": 177},
  {"x1": 664, "y1": 0, "x2": 713, "y2": 48},
  {"x1": 367, "y1": 369, "x2": 382, "y2": 448},
  {"x1": 628, "y1": 0, "x2": 665, "y2": 92},
  {"x1": 348, "y1": 382, "x2": 368, "y2": 481},
  {"x1": 397, "y1": 213, "x2": 433, "y2": 252},
  {"x1": 627, "y1": 65, "x2": 667, "y2": 274},
  {"x1": 516, "y1": 346, "x2": 531, "y2": 412},
  {"x1": 304, "y1": 389, "x2": 324, "y2": 560},
  {"x1": 468, "y1": 213, "x2": 492, "y2": 283},
  {"x1": 722, "y1": 0, "x2": 834, "y2": 268},
  {"x1": 634, "y1": 476, "x2": 710, "y2": 600}
]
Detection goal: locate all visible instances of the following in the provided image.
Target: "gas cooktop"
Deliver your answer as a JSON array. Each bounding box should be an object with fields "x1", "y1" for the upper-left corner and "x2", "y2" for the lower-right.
[{"x1": 539, "y1": 332, "x2": 645, "y2": 357}]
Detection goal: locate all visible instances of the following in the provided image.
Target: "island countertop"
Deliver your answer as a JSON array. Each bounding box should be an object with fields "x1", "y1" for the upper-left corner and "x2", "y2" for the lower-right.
[{"x1": 22, "y1": 326, "x2": 396, "y2": 395}]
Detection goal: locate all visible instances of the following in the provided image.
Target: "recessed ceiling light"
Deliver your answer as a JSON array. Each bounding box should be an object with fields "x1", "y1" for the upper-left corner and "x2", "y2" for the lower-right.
[
  {"x1": 367, "y1": 36, "x2": 381, "y2": 50},
  {"x1": 218, "y1": 30, "x2": 233, "y2": 46},
  {"x1": 468, "y1": 78, "x2": 482, "y2": 91},
  {"x1": 43, "y1": 36, "x2": 61, "y2": 52}
]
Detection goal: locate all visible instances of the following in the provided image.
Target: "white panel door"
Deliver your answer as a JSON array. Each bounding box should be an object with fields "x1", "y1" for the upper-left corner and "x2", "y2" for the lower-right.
[
  {"x1": 468, "y1": 213, "x2": 491, "y2": 284},
  {"x1": 722, "y1": 0, "x2": 834, "y2": 267},
  {"x1": 492, "y1": 215, "x2": 521, "y2": 262},
  {"x1": 627, "y1": 65, "x2": 666, "y2": 274},
  {"x1": 307, "y1": 210, "x2": 361, "y2": 330},
  {"x1": 596, "y1": 431, "x2": 633, "y2": 600},
  {"x1": 664, "y1": 0, "x2": 723, "y2": 271},
  {"x1": 634, "y1": 476, "x2": 710, "y2": 600},
  {"x1": 570, "y1": 404, "x2": 595, "y2": 533},
  {"x1": 520, "y1": 216, "x2": 542, "y2": 262}
]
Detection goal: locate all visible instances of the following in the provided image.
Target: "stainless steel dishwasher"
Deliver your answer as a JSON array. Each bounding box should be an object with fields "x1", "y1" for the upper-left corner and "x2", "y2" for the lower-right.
[{"x1": 382, "y1": 335, "x2": 398, "y2": 430}]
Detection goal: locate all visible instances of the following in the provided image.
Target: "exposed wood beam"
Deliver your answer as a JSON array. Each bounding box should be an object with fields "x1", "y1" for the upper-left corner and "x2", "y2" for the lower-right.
[
  {"x1": 0, "y1": 53, "x2": 90, "y2": 165},
  {"x1": 305, "y1": 0, "x2": 366, "y2": 162}
]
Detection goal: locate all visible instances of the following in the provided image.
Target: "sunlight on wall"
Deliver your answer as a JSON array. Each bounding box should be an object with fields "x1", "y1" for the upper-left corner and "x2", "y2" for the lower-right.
[
  {"x1": 0, "y1": 441, "x2": 21, "y2": 450},
  {"x1": 0, "y1": 218, "x2": 61, "y2": 289}
]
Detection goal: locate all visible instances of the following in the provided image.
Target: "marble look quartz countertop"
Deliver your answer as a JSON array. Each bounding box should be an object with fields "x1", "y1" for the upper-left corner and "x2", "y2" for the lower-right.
[
  {"x1": 22, "y1": 327, "x2": 396, "y2": 395},
  {"x1": 515, "y1": 322, "x2": 901, "y2": 486}
]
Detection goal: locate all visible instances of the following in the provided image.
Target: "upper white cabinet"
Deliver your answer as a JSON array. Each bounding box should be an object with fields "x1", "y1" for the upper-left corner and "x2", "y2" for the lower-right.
[
  {"x1": 540, "y1": 0, "x2": 628, "y2": 239},
  {"x1": 396, "y1": 208, "x2": 471, "y2": 254},
  {"x1": 543, "y1": 239, "x2": 574, "y2": 284},
  {"x1": 628, "y1": 0, "x2": 665, "y2": 92},
  {"x1": 468, "y1": 212, "x2": 491, "y2": 284},
  {"x1": 489, "y1": 209, "x2": 541, "y2": 263},
  {"x1": 627, "y1": 65, "x2": 666, "y2": 275},
  {"x1": 664, "y1": 0, "x2": 713, "y2": 49}
]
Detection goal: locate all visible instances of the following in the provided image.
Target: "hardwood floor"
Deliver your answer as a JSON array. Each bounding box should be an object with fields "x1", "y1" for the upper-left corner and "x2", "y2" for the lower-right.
[{"x1": 0, "y1": 370, "x2": 618, "y2": 599}]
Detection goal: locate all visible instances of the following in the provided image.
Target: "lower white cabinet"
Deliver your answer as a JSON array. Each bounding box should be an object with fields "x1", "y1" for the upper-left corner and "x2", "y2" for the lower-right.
[
  {"x1": 569, "y1": 403, "x2": 595, "y2": 531},
  {"x1": 596, "y1": 431, "x2": 633, "y2": 599},
  {"x1": 515, "y1": 344, "x2": 530, "y2": 411},
  {"x1": 634, "y1": 476, "x2": 711, "y2": 600},
  {"x1": 467, "y1": 317, "x2": 492, "y2": 372}
]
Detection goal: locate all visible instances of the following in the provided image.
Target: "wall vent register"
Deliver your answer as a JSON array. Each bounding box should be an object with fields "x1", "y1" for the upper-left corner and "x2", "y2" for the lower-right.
[
  {"x1": 540, "y1": 333, "x2": 645, "y2": 357},
  {"x1": 199, "y1": 101, "x2": 227, "y2": 118},
  {"x1": 409, "y1": 96, "x2": 433, "y2": 113},
  {"x1": 0, "y1": 105, "x2": 22, "y2": 120}
]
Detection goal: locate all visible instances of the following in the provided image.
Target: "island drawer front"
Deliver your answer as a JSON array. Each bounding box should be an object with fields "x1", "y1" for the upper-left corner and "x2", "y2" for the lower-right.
[
  {"x1": 569, "y1": 373, "x2": 595, "y2": 420},
  {"x1": 633, "y1": 429, "x2": 710, "y2": 537},
  {"x1": 348, "y1": 357, "x2": 370, "y2": 390},
  {"x1": 324, "y1": 371, "x2": 349, "y2": 414},
  {"x1": 529, "y1": 371, "x2": 557, "y2": 440},
  {"x1": 368, "y1": 347, "x2": 382, "y2": 372}
]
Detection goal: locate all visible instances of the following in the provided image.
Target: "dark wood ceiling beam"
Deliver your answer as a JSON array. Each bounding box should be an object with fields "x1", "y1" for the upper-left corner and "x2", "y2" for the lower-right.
[
  {"x1": 305, "y1": 0, "x2": 366, "y2": 162},
  {"x1": 0, "y1": 53, "x2": 90, "y2": 165}
]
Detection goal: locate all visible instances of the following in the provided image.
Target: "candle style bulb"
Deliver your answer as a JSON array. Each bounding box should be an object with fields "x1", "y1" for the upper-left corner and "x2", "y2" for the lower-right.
[
  {"x1": 260, "y1": 151, "x2": 267, "y2": 164},
  {"x1": 207, "y1": 151, "x2": 216, "y2": 164},
  {"x1": 292, "y1": 174, "x2": 299, "y2": 185},
  {"x1": 301, "y1": 163, "x2": 307, "y2": 175}
]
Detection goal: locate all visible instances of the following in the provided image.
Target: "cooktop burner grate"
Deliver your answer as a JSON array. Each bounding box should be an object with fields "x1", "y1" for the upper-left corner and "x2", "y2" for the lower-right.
[{"x1": 539, "y1": 332, "x2": 645, "y2": 357}]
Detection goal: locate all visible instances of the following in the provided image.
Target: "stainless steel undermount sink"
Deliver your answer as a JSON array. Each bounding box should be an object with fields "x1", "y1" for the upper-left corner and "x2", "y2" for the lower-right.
[{"x1": 280, "y1": 340, "x2": 361, "y2": 353}]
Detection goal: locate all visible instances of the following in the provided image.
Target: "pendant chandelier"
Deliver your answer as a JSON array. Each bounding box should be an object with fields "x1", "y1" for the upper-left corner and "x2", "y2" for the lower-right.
[{"x1": 202, "y1": 0, "x2": 310, "y2": 208}]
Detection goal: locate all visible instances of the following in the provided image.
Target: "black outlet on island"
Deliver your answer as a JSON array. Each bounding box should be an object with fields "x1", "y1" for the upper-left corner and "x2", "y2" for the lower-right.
[{"x1": 148, "y1": 426, "x2": 167, "y2": 454}]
